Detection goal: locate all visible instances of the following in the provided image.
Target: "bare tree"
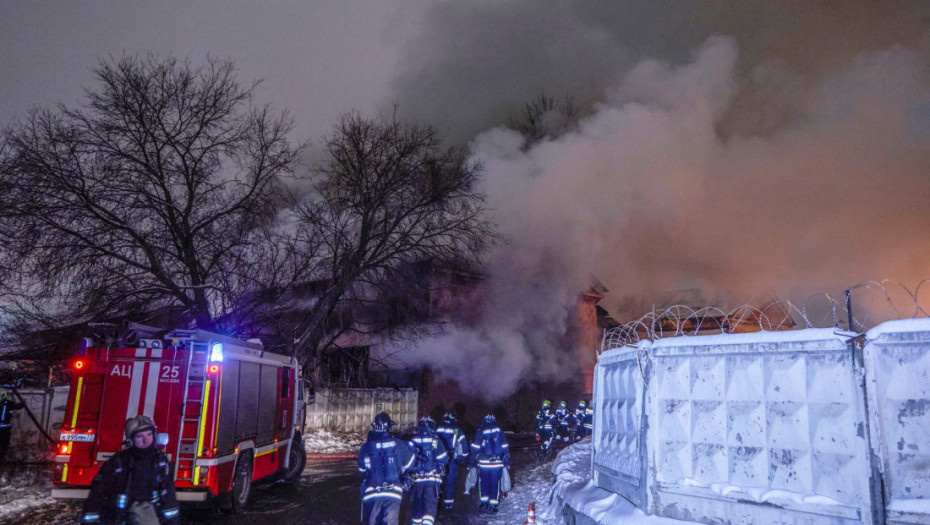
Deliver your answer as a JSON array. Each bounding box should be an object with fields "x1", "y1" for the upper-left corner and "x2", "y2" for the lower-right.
[
  {"x1": 509, "y1": 91, "x2": 579, "y2": 147},
  {"x1": 0, "y1": 55, "x2": 300, "y2": 333},
  {"x1": 287, "y1": 112, "x2": 496, "y2": 375}
]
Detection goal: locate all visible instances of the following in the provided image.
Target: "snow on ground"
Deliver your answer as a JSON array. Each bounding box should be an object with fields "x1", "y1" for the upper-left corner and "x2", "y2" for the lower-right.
[
  {"x1": 0, "y1": 466, "x2": 60, "y2": 523},
  {"x1": 303, "y1": 428, "x2": 366, "y2": 454},
  {"x1": 0, "y1": 428, "x2": 369, "y2": 523},
  {"x1": 479, "y1": 454, "x2": 554, "y2": 524},
  {"x1": 465, "y1": 437, "x2": 701, "y2": 524},
  {"x1": 533, "y1": 439, "x2": 699, "y2": 525},
  {"x1": 0, "y1": 431, "x2": 702, "y2": 524}
]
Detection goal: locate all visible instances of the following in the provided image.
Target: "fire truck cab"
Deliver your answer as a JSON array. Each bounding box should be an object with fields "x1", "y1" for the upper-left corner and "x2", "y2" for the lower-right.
[{"x1": 52, "y1": 323, "x2": 310, "y2": 512}]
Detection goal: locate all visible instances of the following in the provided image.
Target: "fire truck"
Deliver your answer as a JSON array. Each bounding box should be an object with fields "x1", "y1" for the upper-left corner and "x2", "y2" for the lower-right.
[{"x1": 51, "y1": 322, "x2": 311, "y2": 512}]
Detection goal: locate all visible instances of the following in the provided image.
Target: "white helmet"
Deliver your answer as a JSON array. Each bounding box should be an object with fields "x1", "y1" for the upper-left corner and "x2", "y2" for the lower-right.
[{"x1": 124, "y1": 414, "x2": 157, "y2": 440}]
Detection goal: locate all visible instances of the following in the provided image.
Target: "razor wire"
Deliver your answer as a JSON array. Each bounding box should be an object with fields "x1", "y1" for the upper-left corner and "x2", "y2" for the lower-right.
[{"x1": 601, "y1": 278, "x2": 930, "y2": 352}]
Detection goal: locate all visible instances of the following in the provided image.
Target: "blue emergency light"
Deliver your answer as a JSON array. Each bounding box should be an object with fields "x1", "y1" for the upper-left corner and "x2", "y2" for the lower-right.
[{"x1": 209, "y1": 343, "x2": 224, "y2": 362}]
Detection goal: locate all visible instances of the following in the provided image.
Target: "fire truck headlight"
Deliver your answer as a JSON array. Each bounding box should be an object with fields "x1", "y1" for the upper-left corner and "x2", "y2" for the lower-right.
[{"x1": 209, "y1": 343, "x2": 224, "y2": 362}]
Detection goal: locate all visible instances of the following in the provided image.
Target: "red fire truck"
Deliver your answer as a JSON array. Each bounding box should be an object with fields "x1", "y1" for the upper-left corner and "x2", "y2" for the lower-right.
[{"x1": 51, "y1": 323, "x2": 311, "y2": 512}]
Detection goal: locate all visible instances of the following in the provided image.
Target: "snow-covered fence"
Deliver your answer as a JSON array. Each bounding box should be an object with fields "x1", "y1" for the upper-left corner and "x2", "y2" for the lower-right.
[
  {"x1": 864, "y1": 320, "x2": 930, "y2": 524},
  {"x1": 591, "y1": 345, "x2": 648, "y2": 509},
  {"x1": 304, "y1": 387, "x2": 418, "y2": 433},
  {"x1": 6, "y1": 386, "x2": 69, "y2": 463},
  {"x1": 594, "y1": 328, "x2": 879, "y2": 524}
]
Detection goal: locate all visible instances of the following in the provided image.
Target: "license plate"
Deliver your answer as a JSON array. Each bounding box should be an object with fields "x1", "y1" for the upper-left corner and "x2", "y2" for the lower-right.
[{"x1": 59, "y1": 433, "x2": 96, "y2": 442}]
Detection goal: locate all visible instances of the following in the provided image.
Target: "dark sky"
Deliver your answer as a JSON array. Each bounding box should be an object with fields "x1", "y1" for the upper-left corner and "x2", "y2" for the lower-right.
[
  {"x1": 5, "y1": 2, "x2": 930, "y2": 395},
  {"x1": 0, "y1": 1, "x2": 424, "y2": 142}
]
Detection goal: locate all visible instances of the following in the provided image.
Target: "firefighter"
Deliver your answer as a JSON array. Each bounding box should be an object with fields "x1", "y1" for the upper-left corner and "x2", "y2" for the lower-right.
[
  {"x1": 467, "y1": 414, "x2": 510, "y2": 514},
  {"x1": 576, "y1": 400, "x2": 593, "y2": 439},
  {"x1": 81, "y1": 415, "x2": 180, "y2": 525},
  {"x1": 0, "y1": 388, "x2": 24, "y2": 470},
  {"x1": 541, "y1": 411, "x2": 560, "y2": 453},
  {"x1": 583, "y1": 401, "x2": 594, "y2": 436},
  {"x1": 535, "y1": 400, "x2": 554, "y2": 453},
  {"x1": 563, "y1": 404, "x2": 581, "y2": 442},
  {"x1": 408, "y1": 416, "x2": 448, "y2": 525},
  {"x1": 555, "y1": 400, "x2": 572, "y2": 442},
  {"x1": 357, "y1": 412, "x2": 416, "y2": 525},
  {"x1": 436, "y1": 411, "x2": 467, "y2": 510}
]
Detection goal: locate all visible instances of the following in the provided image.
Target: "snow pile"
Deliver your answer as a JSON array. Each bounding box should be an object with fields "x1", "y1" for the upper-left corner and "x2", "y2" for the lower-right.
[
  {"x1": 303, "y1": 428, "x2": 366, "y2": 454},
  {"x1": 540, "y1": 440, "x2": 699, "y2": 525},
  {"x1": 0, "y1": 468, "x2": 67, "y2": 524},
  {"x1": 0, "y1": 487, "x2": 58, "y2": 522},
  {"x1": 536, "y1": 441, "x2": 592, "y2": 523},
  {"x1": 482, "y1": 457, "x2": 555, "y2": 524}
]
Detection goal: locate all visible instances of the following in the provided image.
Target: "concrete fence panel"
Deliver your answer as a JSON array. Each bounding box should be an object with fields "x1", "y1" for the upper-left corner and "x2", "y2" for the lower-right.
[
  {"x1": 7, "y1": 386, "x2": 69, "y2": 463},
  {"x1": 865, "y1": 319, "x2": 930, "y2": 524},
  {"x1": 596, "y1": 328, "x2": 878, "y2": 525},
  {"x1": 305, "y1": 387, "x2": 418, "y2": 433},
  {"x1": 592, "y1": 345, "x2": 648, "y2": 508}
]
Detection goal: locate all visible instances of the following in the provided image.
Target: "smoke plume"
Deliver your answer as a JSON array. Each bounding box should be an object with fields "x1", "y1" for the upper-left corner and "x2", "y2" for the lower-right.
[{"x1": 385, "y1": 2, "x2": 930, "y2": 397}]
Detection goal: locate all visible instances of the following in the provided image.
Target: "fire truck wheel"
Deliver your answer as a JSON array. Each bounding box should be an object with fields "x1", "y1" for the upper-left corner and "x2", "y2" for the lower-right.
[
  {"x1": 284, "y1": 437, "x2": 306, "y2": 484},
  {"x1": 227, "y1": 450, "x2": 253, "y2": 513}
]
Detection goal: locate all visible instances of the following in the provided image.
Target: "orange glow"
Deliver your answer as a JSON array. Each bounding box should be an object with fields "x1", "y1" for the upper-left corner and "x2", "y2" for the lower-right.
[
  {"x1": 73, "y1": 360, "x2": 84, "y2": 370},
  {"x1": 208, "y1": 364, "x2": 220, "y2": 375}
]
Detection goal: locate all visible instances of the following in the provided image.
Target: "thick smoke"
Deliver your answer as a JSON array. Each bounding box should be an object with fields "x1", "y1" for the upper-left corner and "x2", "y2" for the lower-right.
[{"x1": 385, "y1": 2, "x2": 930, "y2": 398}]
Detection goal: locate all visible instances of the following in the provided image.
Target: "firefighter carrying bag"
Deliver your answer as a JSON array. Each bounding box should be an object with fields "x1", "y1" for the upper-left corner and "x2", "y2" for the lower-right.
[
  {"x1": 464, "y1": 467, "x2": 477, "y2": 494},
  {"x1": 500, "y1": 468, "x2": 512, "y2": 494},
  {"x1": 453, "y1": 430, "x2": 466, "y2": 461}
]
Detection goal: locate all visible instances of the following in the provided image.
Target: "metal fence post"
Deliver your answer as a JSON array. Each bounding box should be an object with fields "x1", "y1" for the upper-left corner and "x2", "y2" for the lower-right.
[{"x1": 847, "y1": 289, "x2": 885, "y2": 525}]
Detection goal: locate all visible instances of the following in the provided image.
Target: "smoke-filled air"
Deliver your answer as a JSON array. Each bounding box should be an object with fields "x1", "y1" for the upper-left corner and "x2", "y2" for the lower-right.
[
  {"x1": 386, "y1": 1, "x2": 930, "y2": 397},
  {"x1": 4, "y1": 1, "x2": 929, "y2": 399}
]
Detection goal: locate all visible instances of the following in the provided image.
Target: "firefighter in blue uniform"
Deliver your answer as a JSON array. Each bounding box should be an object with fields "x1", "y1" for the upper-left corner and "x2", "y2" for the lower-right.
[
  {"x1": 555, "y1": 400, "x2": 572, "y2": 442},
  {"x1": 358, "y1": 412, "x2": 416, "y2": 525},
  {"x1": 436, "y1": 411, "x2": 467, "y2": 510},
  {"x1": 563, "y1": 403, "x2": 581, "y2": 442},
  {"x1": 81, "y1": 415, "x2": 180, "y2": 525},
  {"x1": 0, "y1": 388, "x2": 24, "y2": 469},
  {"x1": 467, "y1": 414, "x2": 510, "y2": 514},
  {"x1": 409, "y1": 416, "x2": 448, "y2": 525},
  {"x1": 576, "y1": 400, "x2": 593, "y2": 439},
  {"x1": 535, "y1": 399, "x2": 555, "y2": 453},
  {"x1": 581, "y1": 402, "x2": 594, "y2": 436}
]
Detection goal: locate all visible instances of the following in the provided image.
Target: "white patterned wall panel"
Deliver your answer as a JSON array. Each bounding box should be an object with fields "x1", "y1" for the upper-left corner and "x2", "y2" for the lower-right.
[
  {"x1": 651, "y1": 336, "x2": 867, "y2": 509},
  {"x1": 598, "y1": 328, "x2": 876, "y2": 524},
  {"x1": 865, "y1": 319, "x2": 930, "y2": 524},
  {"x1": 593, "y1": 345, "x2": 647, "y2": 506},
  {"x1": 305, "y1": 387, "x2": 418, "y2": 432}
]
